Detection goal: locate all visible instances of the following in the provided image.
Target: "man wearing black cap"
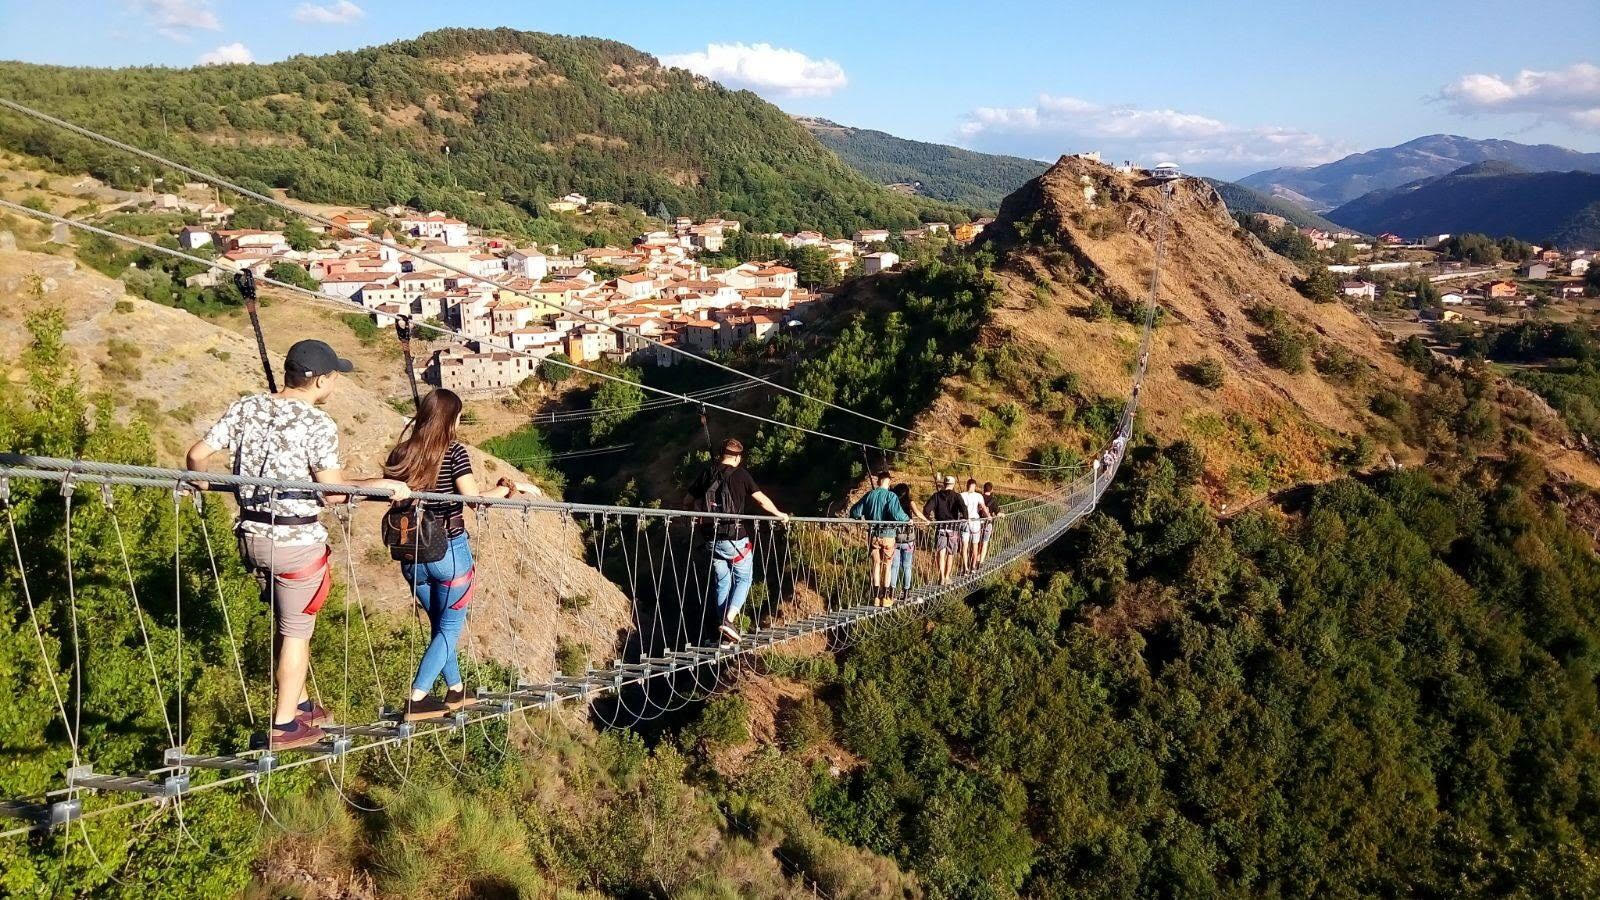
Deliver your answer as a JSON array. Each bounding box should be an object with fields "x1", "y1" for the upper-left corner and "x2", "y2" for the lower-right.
[
  {"x1": 187, "y1": 339, "x2": 411, "y2": 750},
  {"x1": 687, "y1": 438, "x2": 788, "y2": 646}
]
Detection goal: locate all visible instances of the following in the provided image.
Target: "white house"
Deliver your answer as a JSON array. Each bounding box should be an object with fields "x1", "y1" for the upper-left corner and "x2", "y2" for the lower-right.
[
  {"x1": 548, "y1": 192, "x2": 588, "y2": 213},
  {"x1": 355, "y1": 282, "x2": 403, "y2": 310},
  {"x1": 177, "y1": 227, "x2": 212, "y2": 250},
  {"x1": 862, "y1": 252, "x2": 900, "y2": 276},
  {"x1": 506, "y1": 248, "x2": 549, "y2": 280},
  {"x1": 399, "y1": 213, "x2": 469, "y2": 247},
  {"x1": 1439, "y1": 292, "x2": 1465, "y2": 306},
  {"x1": 319, "y1": 272, "x2": 375, "y2": 300},
  {"x1": 854, "y1": 228, "x2": 890, "y2": 244},
  {"x1": 753, "y1": 265, "x2": 799, "y2": 290},
  {"x1": 681, "y1": 319, "x2": 721, "y2": 354},
  {"x1": 1339, "y1": 280, "x2": 1377, "y2": 302},
  {"x1": 616, "y1": 272, "x2": 658, "y2": 300},
  {"x1": 398, "y1": 272, "x2": 446, "y2": 297},
  {"x1": 1571, "y1": 258, "x2": 1591, "y2": 277}
]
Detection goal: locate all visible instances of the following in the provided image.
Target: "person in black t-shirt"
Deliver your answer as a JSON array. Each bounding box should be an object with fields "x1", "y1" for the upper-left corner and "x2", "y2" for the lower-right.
[
  {"x1": 686, "y1": 438, "x2": 788, "y2": 645},
  {"x1": 922, "y1": 474, "x2": 967, "y2": 585},
  {"x1": 383, "y1": 389, "x2": 535, "y2": 722}
]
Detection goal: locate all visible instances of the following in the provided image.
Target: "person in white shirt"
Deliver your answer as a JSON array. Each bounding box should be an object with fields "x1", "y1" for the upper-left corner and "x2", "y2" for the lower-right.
[
  {"x1": 187, "y1": 339, "x2": 411, "y2": 751},
  {"x1": 958, "y1": 478, "x2": 991, "y2": 573}
]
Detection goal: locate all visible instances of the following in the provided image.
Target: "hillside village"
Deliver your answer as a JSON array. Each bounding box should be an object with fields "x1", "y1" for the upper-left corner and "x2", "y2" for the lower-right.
[{"x1": 168, "y1": 188, "x2": 991, "y2": 397}]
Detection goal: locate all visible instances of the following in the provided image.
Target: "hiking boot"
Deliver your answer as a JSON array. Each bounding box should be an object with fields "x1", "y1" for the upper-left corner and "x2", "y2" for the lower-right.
[
  {"x1": 267, "y1": 720, "x2": 326, "y2": 751},
  {"x1": 295, "y1": 701, "x2": 332, "y2": 727},
  {"x1": 443, "y1": 688, "x2": 469, "y2": 711},
  {"x1": 718, "y1": 622, "x2": 741, "y2": 646},
  {"x1": 403, "y1": 695, "x2": 451, "y2": 722}
]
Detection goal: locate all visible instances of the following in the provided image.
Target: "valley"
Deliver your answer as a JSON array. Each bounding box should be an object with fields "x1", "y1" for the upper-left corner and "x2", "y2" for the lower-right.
[{"x1": 1, "y1": 15, "x2": 1599, "y2": 900}]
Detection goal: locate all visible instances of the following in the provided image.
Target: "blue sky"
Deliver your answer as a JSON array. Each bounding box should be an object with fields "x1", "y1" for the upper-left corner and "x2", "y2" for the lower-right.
[{"x1": 1, "y1": 0, "x2": 1596, "y2": 178}]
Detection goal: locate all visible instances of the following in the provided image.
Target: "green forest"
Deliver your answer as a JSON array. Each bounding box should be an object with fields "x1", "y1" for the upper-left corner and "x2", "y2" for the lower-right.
[
  {"x1": 0, "y1": 28, "x2": 971, "y2": 241},
  {"x1": 800, "y1": 117, "x2": 1048, "y2": 210}
]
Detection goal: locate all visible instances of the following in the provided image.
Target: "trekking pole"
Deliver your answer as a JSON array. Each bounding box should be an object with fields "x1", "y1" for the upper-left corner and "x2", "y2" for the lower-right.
[
  {"x1": 235, "y1": 270, "x2": 277, "y2": 393},
  {"x1": 394, "y1": 316, "x2": 422, "y2": 411}
]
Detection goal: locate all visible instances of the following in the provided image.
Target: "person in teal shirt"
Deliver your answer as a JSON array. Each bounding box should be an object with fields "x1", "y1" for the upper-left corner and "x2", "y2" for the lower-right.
[{"x1": 851, "y1": 470, "x2": 910, "y2": 605}]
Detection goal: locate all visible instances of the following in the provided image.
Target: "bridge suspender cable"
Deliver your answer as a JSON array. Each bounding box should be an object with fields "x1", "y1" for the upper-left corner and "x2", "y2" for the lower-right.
[
  {"x1": 0, "y1": 97, "x2": 1065, "y2": 474},
  {"x1": 0, "y1": 197, "x2": 1081, "y2": 476}
]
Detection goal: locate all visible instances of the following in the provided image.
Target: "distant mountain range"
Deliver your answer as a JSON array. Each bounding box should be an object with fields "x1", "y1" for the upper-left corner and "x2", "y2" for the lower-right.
[
  {"x1": 1240, "y1": 135, "x2": 1600, "y2": 212},
  {"x1": 796, "y1": 116, "x2": 1048, "y2": 210},
  {"x1": 1326, "y1": 161, "x2": 1600, "y2": 248}
]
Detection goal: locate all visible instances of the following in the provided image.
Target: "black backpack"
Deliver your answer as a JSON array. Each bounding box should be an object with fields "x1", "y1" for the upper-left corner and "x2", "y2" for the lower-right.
[
  {"x1": 381, "y1": 501, "x2": 450, "y2": 564},
  {"x1": 701, "y1": 465, "x2": 742, "y2": 538}
]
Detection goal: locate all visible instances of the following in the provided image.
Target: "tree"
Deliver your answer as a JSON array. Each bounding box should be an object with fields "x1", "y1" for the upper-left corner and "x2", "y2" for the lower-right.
[
  {"x1": 1440, "y1": 233, "x2": 1500, "y2": 265},
  {"x1": 539, "y1": 352, "x2": 574, "y2": 385},
  {"x1": 588, "y1": 364, "x2": 645, "y2": 442},
  {"x1": 268, "y1": 260, "x2": 319, "y2": 291},
  {"x1": 1586, "y1": 264, "x2": 1600, "y2": 297},
  {"x1": 1297, "y1": 263, "x2": 1338, "y2": 302},
  {"x1": 1413, "y1": 276, "x2": 1440, "y2": 310},
  {"x1": 283, "y1": 218, "x2": 318, "y2": 252},
  {"x1": 783, "y1": 245, "x2": 840, "y2": 289}
]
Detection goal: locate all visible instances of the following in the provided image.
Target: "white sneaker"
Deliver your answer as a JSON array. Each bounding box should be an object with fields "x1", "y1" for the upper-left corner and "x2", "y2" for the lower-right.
[{"x1": 718, "y1": 623, "x2": 741, "y2": 645}]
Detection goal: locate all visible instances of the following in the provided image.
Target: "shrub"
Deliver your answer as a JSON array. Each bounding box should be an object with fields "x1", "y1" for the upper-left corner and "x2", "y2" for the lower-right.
[
  {"x1": 558, "y1": 593, "x2": 592, "y2": 612},
  {"x1": 1186, "y1": 357, "x2": 1225, "y2": 390},
  {"x1": 682, "y1": 695, "x2": 749, "y2": 750},
  {"x1": 777, "y1": 696, "x2": 834, "y2": 752},
  {"x1": 100, "y1": 336, "x2": 142, "y2": 381},
  {"x1": 556, "y1": 637, "x2": 589, "y2": 676},
  {"x1": 1034, "y1": 441, "x2": 1082, "y2": 483},
  {"x1": 1166, "y1": 439, "x2": 1205, "y2": 485},
  {"x1": 20, "y1": 194, "x2": 49, "y2": 213},
  {"x1": 1315, "y1": 344, "x2": 1364, "y2": 383},
  {"x1": 341, "y1": 312, "x2": 380, "y2": 346}
]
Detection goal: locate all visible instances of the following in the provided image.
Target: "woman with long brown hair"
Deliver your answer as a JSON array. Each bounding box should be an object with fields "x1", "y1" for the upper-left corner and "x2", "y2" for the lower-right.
[{"x1": 384, "y1": 388, "x2": 530, "y2": 721}]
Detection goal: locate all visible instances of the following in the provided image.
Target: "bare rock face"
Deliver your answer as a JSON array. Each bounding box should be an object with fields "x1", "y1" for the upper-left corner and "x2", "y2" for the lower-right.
[{"x1": 0, "y1": 231, "x2": 16, "y2": 251}]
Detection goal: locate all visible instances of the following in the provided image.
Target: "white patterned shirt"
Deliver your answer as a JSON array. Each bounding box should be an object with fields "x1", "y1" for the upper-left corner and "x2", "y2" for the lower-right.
[{"x1": 203, "y1": 394, "x2": 340, "y2": 546}]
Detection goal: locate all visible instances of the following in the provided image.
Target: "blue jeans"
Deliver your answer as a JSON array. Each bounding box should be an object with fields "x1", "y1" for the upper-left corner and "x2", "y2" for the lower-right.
[
  {"x1": 400, "y1": 533, "x2": 474, "y2": 693},
  {"x1": 888, "y1": 542, "x2": 915, "y2": 591},
  {"x1": 711, "y1": 537, "x2": 753, "y2": 622}
]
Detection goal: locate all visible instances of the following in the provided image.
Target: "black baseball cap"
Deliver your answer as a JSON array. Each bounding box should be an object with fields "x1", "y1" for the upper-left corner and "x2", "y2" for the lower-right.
[{"x1": 285, "y1": 339, "x2": 354, "y2": 378}]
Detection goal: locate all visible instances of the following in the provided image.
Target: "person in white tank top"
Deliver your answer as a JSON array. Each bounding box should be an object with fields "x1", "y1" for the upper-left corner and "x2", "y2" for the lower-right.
[{"x1": 958, "y1": 478, "x2": 990, "y2": 573}]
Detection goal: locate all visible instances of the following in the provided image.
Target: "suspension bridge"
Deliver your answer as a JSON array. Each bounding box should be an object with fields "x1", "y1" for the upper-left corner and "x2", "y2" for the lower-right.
[{"x1": 0, "y1": 97, "x2": 1171, "y2": 840}]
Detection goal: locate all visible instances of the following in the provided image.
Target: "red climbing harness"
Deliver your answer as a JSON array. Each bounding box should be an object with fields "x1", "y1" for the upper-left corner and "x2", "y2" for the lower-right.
[{"x1": 281, "y1": 548, "x2": 332, "y2": 615}]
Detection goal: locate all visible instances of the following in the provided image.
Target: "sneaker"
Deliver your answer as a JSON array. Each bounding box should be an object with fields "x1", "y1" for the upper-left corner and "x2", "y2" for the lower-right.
[
  {"x1": 403, "y1": 695, "x2": 451, "y2": 722},
  {"x1": 718, "y1": 622, "x2": 741, "y2": 645},
  {"x1": 295, "y1": 701, "x2": 331, "y2": 727},
  {"x1": 443, "y1": 688, "x2": 469, "y2": 711},
  {"x1": 268, "y1": 719, "x2": 326, "y2": 751}
]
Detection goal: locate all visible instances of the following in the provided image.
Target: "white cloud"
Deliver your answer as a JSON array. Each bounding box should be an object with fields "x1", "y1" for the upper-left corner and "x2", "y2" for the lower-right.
[
  {"x1": 128, "y1": 0, "x2": 220, "y2": 42},
  {"x1": 660, "y1": 42, "x2": 847, "y2": 98},
  {"x1": 957, "y1": 94, "x2": 1346, "y2": 171},
  {"x1": 197, "y1": 42, "x2": 254, "y2": 66},
  {"x1": 292, "y1": 1, "x2": 365, "y2": 25},
  {"x1": 1440, "y1": 63, "x2": 1600, "y2": 131}
]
